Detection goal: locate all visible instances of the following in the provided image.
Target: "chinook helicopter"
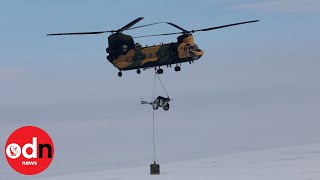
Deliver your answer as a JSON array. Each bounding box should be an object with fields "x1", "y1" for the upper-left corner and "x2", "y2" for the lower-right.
[{"x1": 47, "y1": 17, "x2": 258, "y2": 77}]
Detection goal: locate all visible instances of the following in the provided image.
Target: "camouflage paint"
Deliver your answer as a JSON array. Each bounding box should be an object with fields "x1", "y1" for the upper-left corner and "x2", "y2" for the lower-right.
[{"x1": 110, "y1": 35, "x2": 204, "y2": 71}]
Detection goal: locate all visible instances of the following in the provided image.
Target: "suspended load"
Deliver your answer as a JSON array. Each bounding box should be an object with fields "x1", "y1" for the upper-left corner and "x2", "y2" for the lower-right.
[
  {"x1": 141, "y1": 72, "x2": 171, "y2": 111},
  {"x1": 150, "y1": 161, "x2": 160, "y2": 175},
  {"x1": 141, "y1": 96, "x2": 171, "y2": 111}
]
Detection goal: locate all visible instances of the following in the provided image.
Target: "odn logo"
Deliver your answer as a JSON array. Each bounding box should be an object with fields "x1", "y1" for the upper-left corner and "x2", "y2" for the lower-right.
[{"x1": 5, "y1": 126, "x2": 54, "y2": 175}]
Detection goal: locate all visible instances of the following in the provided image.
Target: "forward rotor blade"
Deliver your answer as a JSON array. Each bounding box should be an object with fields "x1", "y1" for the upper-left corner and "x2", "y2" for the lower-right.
[
  {"x1": 166, "y1": 22, "x2": 188, "y2": 32},
  {"x1": 46, "y1": 31, "x2": 111, "y2": 36},
  {"x1": 192, "y1": 20, "x2": 259, "y2": 33},
  {"x1": 127, "y1": 22, "x2": 164, "y2": 30},
  {"x1": 134, "y1": 32, "x2": 182, "y2": 38},
  {"x1": 120, "y1": 17, "x2": 144, "y2": 31},
  {"x1": 134, "y1": 20, "x2": 259, "y2": 38}
]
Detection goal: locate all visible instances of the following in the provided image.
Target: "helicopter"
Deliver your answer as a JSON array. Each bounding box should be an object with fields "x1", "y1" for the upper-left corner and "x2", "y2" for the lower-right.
[{"x1": 47, "y1": 17, "x2": 259, "y2": 77}]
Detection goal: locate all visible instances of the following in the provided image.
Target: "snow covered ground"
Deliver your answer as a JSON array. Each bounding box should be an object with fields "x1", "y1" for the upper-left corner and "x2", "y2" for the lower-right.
[{"x1": 33, "y1": 144, "x2": 320, "y2": 180}]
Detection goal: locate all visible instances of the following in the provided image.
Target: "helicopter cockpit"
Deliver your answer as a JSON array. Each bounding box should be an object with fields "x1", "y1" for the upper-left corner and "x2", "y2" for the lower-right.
[
  {"x1": 183, "y1": 44, "x2": 199, "y2": 52},
  {"x1": 182, "y1": 44, "x2": 203, "y2": 60}
]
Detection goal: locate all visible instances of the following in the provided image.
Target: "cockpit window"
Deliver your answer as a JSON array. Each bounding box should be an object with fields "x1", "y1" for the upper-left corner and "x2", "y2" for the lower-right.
[
  {"x1": 184, "y1": 45, "x2": 198, "y2": 52},
  {"x1": 185, "y1": 45, "x2": 198, "y2": 51}
]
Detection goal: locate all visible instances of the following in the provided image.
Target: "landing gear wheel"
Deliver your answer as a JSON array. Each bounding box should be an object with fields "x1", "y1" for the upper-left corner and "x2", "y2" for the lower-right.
[
  {"x1": 118, "y1": 71, "x2": 122, "y2": 77},
  {"x1": 152, "y1": 102, "x2": 159, "y2": 110},
  {"x1": 137, "y1": 69, "x2": 141, "y2": 74},
  {"x1": 157, "y1": 68, "x2": 163, "y2": 74},
  {"x1": 174, "y1": 66, "x2": 181, "y2": 72},
  {"x1": 163, "y1": 103, "x2": 170, "y2": 111}
]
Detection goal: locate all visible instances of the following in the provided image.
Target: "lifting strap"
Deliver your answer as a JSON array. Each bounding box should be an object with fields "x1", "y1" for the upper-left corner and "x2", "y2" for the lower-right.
[
  {"x1": 151, "y1": 73, "x2": 157, "y2": 163},
  {"x1": 156, "y1": 73, "x2": 169, "y2": 98},
  {"x1": 152, "y1": 108, "x2": 156, "y2": 163},
  {"x1": 150, "y1": 72, "x2": 170, "y2": 163},
  {"x1": 152, "y1": 72, "x2": 170, "y2": 100}
]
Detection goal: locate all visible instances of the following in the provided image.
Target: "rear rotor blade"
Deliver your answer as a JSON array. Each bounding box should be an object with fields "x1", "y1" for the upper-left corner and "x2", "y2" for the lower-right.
[
  {"x1": 119, "y1": 17, "x2": 144, "y2": 31},
  {"x1": 47, "y1": 17, "x2": 146, "y2": 36},
  {"x1": 192, "y1": 20, "x2": 259, "y2": 32},
  {"x1": 134, "y1": 32, "x2": 182, "y2": 38},
  {"x1": 46, "y1": 31, "x2": 111, "y2": 36},
  {"x1": 127, "y1": 22, "x2": 164, "y2": 30}
]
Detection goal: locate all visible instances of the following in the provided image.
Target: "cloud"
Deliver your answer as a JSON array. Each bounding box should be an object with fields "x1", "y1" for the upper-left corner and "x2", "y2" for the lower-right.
[
  {"x1": 0, "y1": 67, "x2": 31, "y2": 82},
  {"x1": 230, "y1": 0, "x2": 320, "y2": 13}
]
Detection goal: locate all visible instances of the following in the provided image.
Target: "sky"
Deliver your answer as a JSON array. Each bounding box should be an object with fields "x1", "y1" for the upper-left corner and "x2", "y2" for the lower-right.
[{"x1": 0, "y1": 0, "x2": 320, "y2": 179}]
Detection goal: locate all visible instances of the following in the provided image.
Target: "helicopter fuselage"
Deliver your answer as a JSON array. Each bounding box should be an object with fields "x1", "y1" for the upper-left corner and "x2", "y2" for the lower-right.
[
  {"x1": 47, "y1": 17, "x2": 258, "y2": 77},
  {"x1": 107, "y1": 34, "x2": 204, "y2": 72}
]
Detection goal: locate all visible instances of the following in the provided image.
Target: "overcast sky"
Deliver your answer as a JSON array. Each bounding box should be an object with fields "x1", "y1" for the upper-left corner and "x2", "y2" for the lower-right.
[{"x1": 1, "y1": 0, "x2": 320, "y2": 179}]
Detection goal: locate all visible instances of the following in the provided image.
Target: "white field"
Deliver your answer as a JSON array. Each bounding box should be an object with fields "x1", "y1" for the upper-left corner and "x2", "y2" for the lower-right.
[{"x1": 36, "y1": 144, "x2": 320, "y2": 180}]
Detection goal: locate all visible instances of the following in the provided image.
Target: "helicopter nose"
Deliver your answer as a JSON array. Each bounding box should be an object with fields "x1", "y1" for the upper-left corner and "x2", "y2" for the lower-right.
[{"x1": 190, "y1": 50, "x2": 204, "y2": 60}]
